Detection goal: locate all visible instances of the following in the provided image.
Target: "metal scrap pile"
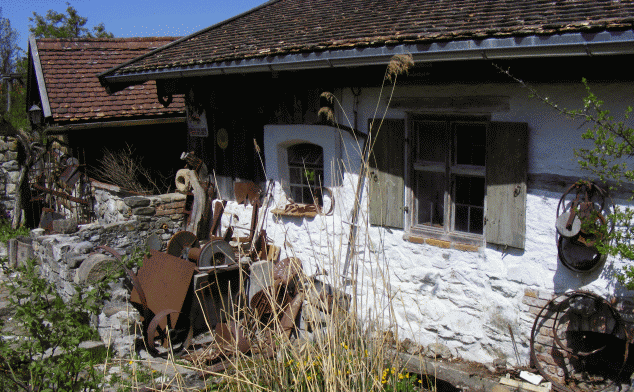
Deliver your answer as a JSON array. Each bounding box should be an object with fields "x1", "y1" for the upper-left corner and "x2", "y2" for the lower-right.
[{"x1": 97, "y1": 152, "x2": 344, "y2": 373}]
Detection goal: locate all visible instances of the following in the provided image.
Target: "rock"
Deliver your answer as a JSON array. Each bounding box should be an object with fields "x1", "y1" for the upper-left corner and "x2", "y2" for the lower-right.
[
  {"x1": 124, "y1": 196, "x2": 151, "y2": 208},
  {"x1": 52, "y1": 218, "x2": 78, "y2": 234},
  {"x1": 2, "y1": 161, "x2": 18, "y2": 171},
  {"x1": 132, "y1": 207, "x2": 156, "y2": 216},
  {"x1": 399, "y1": 338, "x2": 423, "y2": 355},
  {"x1": 74, "y1": 253, "x2": 121, "y2": 284},
  {"x1": 425, "y1": 342, "x2": 453, "y2": 359},
  {"x1": 493, "y1": 357, "x2": 507, "y2": 369}
]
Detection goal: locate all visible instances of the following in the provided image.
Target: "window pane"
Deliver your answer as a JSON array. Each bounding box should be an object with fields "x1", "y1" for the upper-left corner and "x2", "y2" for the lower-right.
[
  {"x1": 415, "y1": 121, "x2": 447, "y2": 162},
  {"x1": 288, "y1": 143, "x2": 323, "y2": 166},
  {"x1": 454, "y1": 176, "x2": 484, "y2": 206},
  {"x1": 470, "y1": 206, "x2": 484, "y2": 234},
  {"x1": 454, "y1": 204, "x2": 469, "y2": 232},
  {"x1": 289, "y1": 167, "x2": 301, "y2": 184},
  {"x1": 415, "y1": 171, "x2": 445, "y2": 227},
  {"x1": 454, "y1": 123, "x2": 486, "y2": 166},
  {"x1": 454, "y1": 175, "x2": 484, "y2": 234}
]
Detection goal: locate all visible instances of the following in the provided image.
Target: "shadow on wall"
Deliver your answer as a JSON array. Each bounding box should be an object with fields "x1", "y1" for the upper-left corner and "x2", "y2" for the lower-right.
[{"x1": 553, "y1": 254, "x2": 606, "y2": 294}]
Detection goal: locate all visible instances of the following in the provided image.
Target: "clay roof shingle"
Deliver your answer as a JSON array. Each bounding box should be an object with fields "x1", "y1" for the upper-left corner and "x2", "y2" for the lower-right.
[
  {"x1": 107, "y1": 0, "x2": 634, "y2": 76},
  {"x1": 33, "y1": 37, "x2": 185, "y2": 123}
]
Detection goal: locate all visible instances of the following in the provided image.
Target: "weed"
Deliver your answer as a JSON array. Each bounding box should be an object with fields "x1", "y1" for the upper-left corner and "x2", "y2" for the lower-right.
[
  {"x1": 0, "y1": 218, "x2": 30, "y2": 244},
  {"x1": 0, "y1": 257, "x2": 113, "y2": 391}
]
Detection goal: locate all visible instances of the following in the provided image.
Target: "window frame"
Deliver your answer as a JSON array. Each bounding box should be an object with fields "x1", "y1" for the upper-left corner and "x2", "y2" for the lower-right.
[
  {"x1": 406, "y1": 114, "x2": 489, "y2": 246},
  {"x1": 286, "y1": 142, "x2": 324, "y2": 205}
]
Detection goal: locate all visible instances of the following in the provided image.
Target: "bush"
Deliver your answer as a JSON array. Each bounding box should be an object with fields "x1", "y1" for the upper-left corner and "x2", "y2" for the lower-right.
[{"x1": 0, "y1": 257, "x2": 111, "y2": 391}]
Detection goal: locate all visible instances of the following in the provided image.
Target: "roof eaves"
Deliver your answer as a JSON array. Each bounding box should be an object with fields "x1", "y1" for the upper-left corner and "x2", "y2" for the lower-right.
[
  {"x1": 101, "y1": 29, "x2": 634, "y2": 87},
  {"x1": 28, "y1": 35, "x2": 52, "y2": 118}
]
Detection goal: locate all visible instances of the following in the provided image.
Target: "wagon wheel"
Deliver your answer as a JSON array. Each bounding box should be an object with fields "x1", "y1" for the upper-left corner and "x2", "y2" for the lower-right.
[
  {"x1": 145, "y1": 309, "x2": 193, "y2": 357},
  {"x1": 556, "y1": 182, "x2": 611, "y2": 273}
]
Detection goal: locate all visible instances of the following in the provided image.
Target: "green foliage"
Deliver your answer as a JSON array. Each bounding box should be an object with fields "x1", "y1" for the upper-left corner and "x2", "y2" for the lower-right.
[
  {"x1": 0, "y1": 216, "x2": 30, "y2": 244},
  {"x1": 567, "y1": 80, "x2": 634, "y2": 288},
  {"x1": 0, "y1": 13, "x2": 28, "y2": 131},
  {"x1": 0, "y1": 257, "x2": 112, "y2": 391},
  {"x1": 29, "y1": 2, "x2": 114, "y2": 39},
  {"x1": 497, "y1": 62, "x2": 634, "y2": 289}
]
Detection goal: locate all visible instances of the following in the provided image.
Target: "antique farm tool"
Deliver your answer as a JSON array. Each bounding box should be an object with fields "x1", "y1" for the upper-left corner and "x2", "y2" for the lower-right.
[
  {"x1": 166, "y1": 230, "x2": 200, "y2": 260},
  {"x1": 555, "y1": 181, "x2": 611, "y2": 273},
  {"x1": 129, "y1": 250, "x2": 196, "y2": 356}
]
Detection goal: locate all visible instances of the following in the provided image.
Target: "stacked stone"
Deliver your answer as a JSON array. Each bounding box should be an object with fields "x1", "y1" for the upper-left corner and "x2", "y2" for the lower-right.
[
  {"x1": 0, "y1": 136, "x2": 21, "y2": 219},
  {"x1": 30, "y1": 192, "x2": 188, "y2": 356},
  {"x1": 34, "y1": 193, "x2": 187, "y2": 297}
]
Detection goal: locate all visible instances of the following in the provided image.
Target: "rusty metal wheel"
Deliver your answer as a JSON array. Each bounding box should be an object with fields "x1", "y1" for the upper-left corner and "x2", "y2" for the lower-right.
[
  {"x1": 166, "y1": 231, "x2": 200, "y2": 259},
  {"x1": 145, "y1": 309, "x2": 193, "y2": 357}
]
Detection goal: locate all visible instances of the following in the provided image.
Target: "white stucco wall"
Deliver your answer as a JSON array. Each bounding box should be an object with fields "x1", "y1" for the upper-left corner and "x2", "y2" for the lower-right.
[{"x1": 227, "y1": 80, "x2": 634, "y2": 366}]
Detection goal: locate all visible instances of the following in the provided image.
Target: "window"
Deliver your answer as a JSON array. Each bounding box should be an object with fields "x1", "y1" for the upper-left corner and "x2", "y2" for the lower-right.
[
  {"x1": 411, "y1": 119, "x2": 487, "y2": 238},
  {"x1": 403, "y1": 116, "x2": 528, "y2": 249},
  {"x1": 287, "y1": 143, "x2": 324, "y2": 205}
]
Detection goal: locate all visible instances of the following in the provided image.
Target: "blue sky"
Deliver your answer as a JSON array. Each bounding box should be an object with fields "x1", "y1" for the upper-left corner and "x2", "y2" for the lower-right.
[{"x1": 3, "y1": 0, "x2": 270, "y2": 51}]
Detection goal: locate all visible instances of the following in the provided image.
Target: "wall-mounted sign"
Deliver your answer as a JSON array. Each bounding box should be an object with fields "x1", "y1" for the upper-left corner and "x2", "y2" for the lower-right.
[
  {"x1": 217, "y1": 128, "x2": 229, "y2": 149},
  {"x1": 186, "y1": 105, "x2": 208, "y2": 137}
]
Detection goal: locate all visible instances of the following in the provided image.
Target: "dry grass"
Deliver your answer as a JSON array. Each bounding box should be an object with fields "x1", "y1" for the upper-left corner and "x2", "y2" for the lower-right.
[
  {"x1": 385, "y1": 54, "x2": 414, "y2": 83},
  {"x1": 90, "y1": 144, "x2": 171, "y2": 195},
  {"x1": 98, "y1": 53, "x2": 430, "y2": 392}
]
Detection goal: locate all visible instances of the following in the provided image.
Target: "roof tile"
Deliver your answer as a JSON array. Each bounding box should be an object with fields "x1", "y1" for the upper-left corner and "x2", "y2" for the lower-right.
[
  {"x1": 35, "y1": 37, "x2": 185, "y2": 123},
  {"x1": 109, "y1": 0, "x2": 634, "y2": 75}
]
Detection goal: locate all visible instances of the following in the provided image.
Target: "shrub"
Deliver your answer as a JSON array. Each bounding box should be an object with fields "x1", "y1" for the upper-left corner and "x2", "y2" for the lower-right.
[{"x1": 0, "y1": 257, "x2": 111, "y2": 391}]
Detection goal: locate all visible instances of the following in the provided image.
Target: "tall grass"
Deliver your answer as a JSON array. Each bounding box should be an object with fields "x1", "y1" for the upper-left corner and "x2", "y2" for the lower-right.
[{"x1": 100, "y1": 54, "x2": 429, "y2": 392}]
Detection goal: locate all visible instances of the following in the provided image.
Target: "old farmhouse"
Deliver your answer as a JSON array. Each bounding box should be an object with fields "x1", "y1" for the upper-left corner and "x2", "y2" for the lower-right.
[{"x1": 97, "y1": 0, "x2": 634, "y2": 370}]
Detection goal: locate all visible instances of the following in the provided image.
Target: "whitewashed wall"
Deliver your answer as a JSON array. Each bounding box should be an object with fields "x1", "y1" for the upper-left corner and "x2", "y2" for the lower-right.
[{"x1": 228, "y1": 81, "x2": 634, "y2": 366}]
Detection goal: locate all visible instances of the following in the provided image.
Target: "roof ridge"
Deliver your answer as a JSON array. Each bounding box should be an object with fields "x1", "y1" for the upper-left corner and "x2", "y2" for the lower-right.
[
  {"x1": 97, "y1": 0, "x2": 283, "y2": 80},
  {"x1": 35, "y1": 36, "x2": 180, "y2": 42}
]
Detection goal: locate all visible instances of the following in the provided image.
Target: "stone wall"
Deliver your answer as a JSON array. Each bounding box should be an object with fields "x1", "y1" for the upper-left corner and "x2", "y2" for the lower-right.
[
  {"x1": 31, "y1": 191, "x2": 188, "y2": 357},
  {"x1": 34, "y1": 192, "x2": 187, "y2": 298},
  {"x1": 0, "y1": 136, "x2": 21, "y2": 219}
]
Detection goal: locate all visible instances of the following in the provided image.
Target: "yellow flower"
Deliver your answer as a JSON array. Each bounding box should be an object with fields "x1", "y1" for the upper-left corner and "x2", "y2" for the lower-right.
[
  {"x1": 364, "y1": 349, "x2": 368, "y2": 357},
  {"x1": 399, "y1": 373, "x2": 404, "y2": 379},
  {"x1": 128, "y1": 360, "x2": 134, "y2": 365},
  {"x1": 307, "y1": 376, "x2": 312, "y2": 381},
  {"x1": 341, "y1": 342, "x2": 348, "y2": 350},
  {"x1": 406, "y1": 373, "x2": 410, "y2": 378},
  {"x1": 418, "y1": 379, "x2": 422, "y2": 384},
  {"x1": 382, "y1": 379, "x2": 387, "y2": 384}
]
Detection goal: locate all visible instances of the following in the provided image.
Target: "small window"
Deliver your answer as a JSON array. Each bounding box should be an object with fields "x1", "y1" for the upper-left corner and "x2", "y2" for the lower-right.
[
  {"x1": 287, "y1": 143, "x2": 324, "y2": 205},
  {"x1": 411, "y1": 118, "x2": 486, "y2": 237}
]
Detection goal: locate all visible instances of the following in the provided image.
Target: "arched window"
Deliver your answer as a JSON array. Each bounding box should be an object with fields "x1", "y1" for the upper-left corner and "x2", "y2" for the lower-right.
[{"x1": 287, "y1": 143, "x2": 324, "y2": 205}]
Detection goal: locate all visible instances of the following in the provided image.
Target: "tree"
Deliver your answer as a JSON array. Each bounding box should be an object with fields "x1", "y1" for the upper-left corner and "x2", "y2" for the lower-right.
[
  {"x1": 29, "y1": 2, "x2": 113, "y2": 39},
  {"x1": 0, "y1": 11, "x2": 27, "y2": 131}
]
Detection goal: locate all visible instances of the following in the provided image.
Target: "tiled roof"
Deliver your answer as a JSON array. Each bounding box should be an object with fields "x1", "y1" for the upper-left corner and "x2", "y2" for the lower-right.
[
  {"x1": 34, "y1": 37, "x2": 185, "y2": 123},
  {"x1": 108, "y1": 0, "x2": 634, "y2": 75}
]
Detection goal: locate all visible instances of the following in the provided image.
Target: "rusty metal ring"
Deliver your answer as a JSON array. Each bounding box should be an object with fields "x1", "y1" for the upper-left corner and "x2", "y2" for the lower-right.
[
  {"x1": 146, "y1": 308, "x2": 192, "y2": 357},
  {"x1": 530, "y1": 291, "x2": 629, "y2": 392},
  {"x1": 551, "y1": 292, "x2": 618, "y2": 358}
]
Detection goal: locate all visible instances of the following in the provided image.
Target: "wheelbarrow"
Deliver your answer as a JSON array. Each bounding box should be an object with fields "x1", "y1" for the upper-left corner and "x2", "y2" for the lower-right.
[{"x1": 100, "y1": 243, "x2": 244, "y2": 357}]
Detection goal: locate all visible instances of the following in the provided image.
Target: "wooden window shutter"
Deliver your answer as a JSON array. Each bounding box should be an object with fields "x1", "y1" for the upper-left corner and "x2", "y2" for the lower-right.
[
  {"x1": 486, "y1": 122, "x2": 528, "y2": 249},
  {"x1": 368, "y1": 119, "x2": 405, "y2": 228}
]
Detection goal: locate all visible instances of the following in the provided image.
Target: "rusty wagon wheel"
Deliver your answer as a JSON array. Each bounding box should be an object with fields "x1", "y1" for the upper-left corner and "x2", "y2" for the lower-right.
[{"x1": 145, "y1": 309, "x2": 193, "y2": 357}]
